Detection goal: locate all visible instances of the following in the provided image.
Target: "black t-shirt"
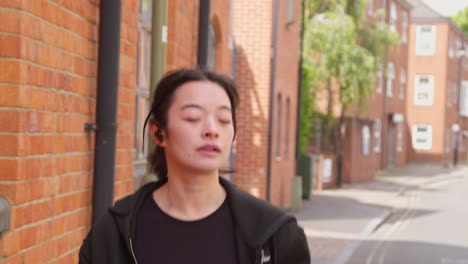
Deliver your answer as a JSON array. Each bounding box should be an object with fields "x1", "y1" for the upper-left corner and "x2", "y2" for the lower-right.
[{"x1": 134, "y1": 192, "x2": 239, "y2": 264}]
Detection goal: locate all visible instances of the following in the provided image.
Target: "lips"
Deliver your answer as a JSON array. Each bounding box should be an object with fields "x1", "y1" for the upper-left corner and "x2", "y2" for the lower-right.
[{"x1": 197, "y1": 144, "x2": 221, "y2": 153}]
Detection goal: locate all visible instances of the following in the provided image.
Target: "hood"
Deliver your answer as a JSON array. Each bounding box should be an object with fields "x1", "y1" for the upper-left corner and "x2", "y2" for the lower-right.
[{"x1": 108, "y1": 177, "x2": 294, "y2": 248}]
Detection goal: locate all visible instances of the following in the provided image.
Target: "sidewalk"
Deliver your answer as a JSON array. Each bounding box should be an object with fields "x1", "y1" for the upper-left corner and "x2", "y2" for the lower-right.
[{"x1": 294, "y1": 163, "x2": 468, "y2": 264}]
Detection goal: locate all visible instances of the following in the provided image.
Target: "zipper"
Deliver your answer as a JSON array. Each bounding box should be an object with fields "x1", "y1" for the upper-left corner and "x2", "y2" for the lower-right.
[
  {"x1": 129, "y1": 238, "x2": 138, "y2": 264},
  {"x1": 256, "y1": 248, "x2": 265, "y2": 264}
]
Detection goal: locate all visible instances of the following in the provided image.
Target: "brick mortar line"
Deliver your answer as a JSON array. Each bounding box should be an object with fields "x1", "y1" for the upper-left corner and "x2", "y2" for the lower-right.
[
  {"x1": 47, "y1": 242, "x2": 88, "y2": 263},
  {"x1": 0, "y1": 106, "x2": 95, "y2": 116},
  {"x1": 0, "y1": 31, "x2": 97, "y2": 63},
  {"x1": 0, "y1": 151, "x2": 93, "y2": 159},
  {"x1": 0, "y1": 56, "x2": 136, "y2": 90},
  {"x1": 2, "y1": 222, "x2": 90, "y2": 259},
  {"x1": 5, "y1": 202, "x2": 92, "y2": 231},
  {"x1": 0, "y1": 82, "x2": 97, "y2": 100},
  {"x1": 0, "y1": 6, "x2": 98, "y2": 45},
  {"x1": 0, "y1": 131, "x2": 96, "y2": 136},
  {"x1": 47, "y1": 0, "x2": 100, "y2": 29},
  {"x1": 0, "y1": 57, "x2": 96, "y2": 81}
]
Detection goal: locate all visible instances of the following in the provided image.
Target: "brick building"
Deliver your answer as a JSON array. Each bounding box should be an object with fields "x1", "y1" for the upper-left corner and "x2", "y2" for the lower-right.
[
  {"x1": 0, "y1": 0, "x2": 303, "y2": 262},
  {"x1": 232, "y1": 0, "x2": 301, "y2": 207},
  {"x1": 341, "y1": 0, "x2": 413, "y2": 184},
  {"x1": 309, "y1": 0, "x2": 413, "y2": 186},
  {"x1": 460, "y1": 35, "x2": 468, "y2": 163},
  {"x1": 406, "y1": 0, "x2": 468, "y2": 164}
]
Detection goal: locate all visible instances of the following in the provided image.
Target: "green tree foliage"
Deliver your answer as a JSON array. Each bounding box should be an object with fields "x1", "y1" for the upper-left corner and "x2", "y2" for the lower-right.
[
  {"x1": 299, "y1": 0, "x2": 398, "y2": 153},
  {"x1": 452, "y1": 7, "x2": 468, "y2": 34}
]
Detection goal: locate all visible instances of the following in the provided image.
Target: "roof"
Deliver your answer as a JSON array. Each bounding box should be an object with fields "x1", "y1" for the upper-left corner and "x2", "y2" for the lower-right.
[
  {"x1": 406, "y1": 0, "x2": 444, "y2": 19},
  {"x1": 406, "y1": 0, "x2": 466, "y2": 37}
]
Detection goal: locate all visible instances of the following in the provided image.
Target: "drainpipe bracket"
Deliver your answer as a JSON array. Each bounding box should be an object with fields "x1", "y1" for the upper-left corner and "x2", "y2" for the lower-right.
[
  {"x1": 84, "y1": 123, "x2": 97, "y2": 131},
  {"x1": 0, "y1": 196, "x2": 10, "y2": 234}
]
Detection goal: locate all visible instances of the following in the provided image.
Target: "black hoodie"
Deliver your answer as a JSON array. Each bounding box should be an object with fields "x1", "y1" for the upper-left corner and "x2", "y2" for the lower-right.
[{"x1": 79, "y1": 177, "x2": 310, "y2": 264}]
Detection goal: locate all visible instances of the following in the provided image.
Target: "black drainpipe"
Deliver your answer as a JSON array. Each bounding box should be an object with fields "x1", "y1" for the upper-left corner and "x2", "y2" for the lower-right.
[
  {"x1": 197, "y1": 0, "x2": 211, "y2": 69},
  {"x1": 90, "y1": 0, "x2": 122, "y2": 225},
  {"x1": 266, "y1": 0, "x2": 279, "y2": 201}
]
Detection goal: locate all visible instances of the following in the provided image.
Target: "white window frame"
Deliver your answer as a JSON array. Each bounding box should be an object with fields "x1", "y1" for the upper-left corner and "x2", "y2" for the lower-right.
[
  {"x1": 377, "y1": 63, "x2": 383, "y2": 93},
  {"x1": 400, "y1": 67, "x2": 406, "y2": 100},
  {"x1": 373, "y1": 119, "x2": 381, "y2": 153},
  {"x1": 389, "y1": 2, "x2": 398, "y2": 33},
  {"x1": 401, "y1": 11, "x2": 408, "y2": 43},
  {"x1": 416, "y1": 25, "x2": 436, "y2": 56},
  {"x1": 397, "y1": 122, "x2": 404, "y2": 152},
  {"x1": 362, "y1": 125, "x2": 371, "y2": 156},
  {"x1": 412, "y1": 124, "x2": 432, "y2": 150},
  {"x1": 368, "y1": 0, "x2": 374, "y2": 15},
  {"x1": 380, "y1": 0, "x2": 387, "y2": 23},
  {"x1": 460, "y1": 80, "x2": 468, "y2": 117},
  {"x1": 207, "y1": 23, "x2": 217, "y2": 70},
  {"x1": 447, "y1": 80, "x2": 452, "y2": 107},
  {"x1": 452, "y1": 81, "x2": 458, "y2": 106},
  {"x1": 449, "y1": 31, "x2": 454, "y2": 58},
  {"x1": 285, "y1": 0, "x2": 295, "y2": 24},
  {"x1": 414, "y1": 75, "x2": 435, "y2": 105},
  {"x1": 386, "y1": 62, "x2": 395, "y2": 97}
]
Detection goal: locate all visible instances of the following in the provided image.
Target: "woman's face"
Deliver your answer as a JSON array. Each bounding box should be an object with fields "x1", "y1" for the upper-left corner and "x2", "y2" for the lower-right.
[{"x1": 161, "y1": 81, "x2": 234, "y2": 175}]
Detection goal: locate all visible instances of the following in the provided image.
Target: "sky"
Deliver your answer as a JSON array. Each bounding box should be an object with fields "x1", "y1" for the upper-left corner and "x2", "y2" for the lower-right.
[{"x1": 420, "y1": 0, "x2": 468, "y2": 17}]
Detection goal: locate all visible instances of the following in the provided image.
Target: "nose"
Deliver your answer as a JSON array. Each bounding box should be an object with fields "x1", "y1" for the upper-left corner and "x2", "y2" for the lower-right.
[{"x1": 202, "y1": 118, "x2": 219, "y2": 139}]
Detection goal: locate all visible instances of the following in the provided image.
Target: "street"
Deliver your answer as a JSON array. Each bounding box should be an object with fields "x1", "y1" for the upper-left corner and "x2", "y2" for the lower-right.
[{"x1": 348, "y1": 172, "x2": 468, "y2": 264}]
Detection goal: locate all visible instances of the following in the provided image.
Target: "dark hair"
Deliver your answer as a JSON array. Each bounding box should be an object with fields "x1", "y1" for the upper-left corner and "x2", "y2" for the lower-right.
[{"x1": 143, "y1": 69, "x2": 239, "y2": 180}]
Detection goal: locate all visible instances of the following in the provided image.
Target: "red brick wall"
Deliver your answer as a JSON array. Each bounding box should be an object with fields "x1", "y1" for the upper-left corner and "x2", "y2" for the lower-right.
[
  {"x1": 269, "y1": 0, "x2": 301, "y2": 208},
  {"x1": 407, "y1": 22, "x2": 450, "y2": 163},
  {"x1": 232, "y1": 0, "x2": 273, "y2": 200},
  {"x1": 210, "y1": 0, "x2": 233, "y2": 76},
  {"x1": 166, "y1": 0, "x2": 199, "y2": 71},
  {"x1": 0, "y1": 0, "x2": 138, "y2": 262}
]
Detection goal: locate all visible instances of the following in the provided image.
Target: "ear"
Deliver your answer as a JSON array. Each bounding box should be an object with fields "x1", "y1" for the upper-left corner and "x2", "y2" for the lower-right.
[{"x1": 149, "y1": 122, "x2": 165, "y2": 147}]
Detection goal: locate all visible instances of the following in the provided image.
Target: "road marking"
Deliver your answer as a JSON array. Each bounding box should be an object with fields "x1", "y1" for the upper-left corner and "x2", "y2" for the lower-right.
[
  {"x1": 365, "y1": 191, "x2": 419, "y2": 264},
  {"x1": 441, "y1": 258, "x2": 468, "y2": 264}
]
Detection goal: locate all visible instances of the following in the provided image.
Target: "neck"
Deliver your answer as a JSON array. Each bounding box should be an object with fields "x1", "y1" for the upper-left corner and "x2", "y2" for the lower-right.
[{"x1": 153, "y1": 169, "x2": 226, "y2": 221}]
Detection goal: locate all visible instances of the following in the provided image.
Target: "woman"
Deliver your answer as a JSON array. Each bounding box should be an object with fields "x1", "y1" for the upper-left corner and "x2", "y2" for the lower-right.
[{"x1": 79, "y1": 69, "x2": 310, "y2": 264}]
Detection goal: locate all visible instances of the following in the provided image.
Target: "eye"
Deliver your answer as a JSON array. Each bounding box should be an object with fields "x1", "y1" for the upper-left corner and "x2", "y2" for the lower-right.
[
  {"x1": 219, "y1": 119, "x2": 232, "y2": 125},
  {"x1": 185, "y1": 117, "x2": 200, "y2": 122}
]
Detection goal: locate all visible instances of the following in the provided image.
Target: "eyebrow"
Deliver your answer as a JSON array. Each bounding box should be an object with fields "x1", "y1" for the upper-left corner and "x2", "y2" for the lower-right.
[{"x1": 180, "y1": 104, "x2": 231, "y2": 112}]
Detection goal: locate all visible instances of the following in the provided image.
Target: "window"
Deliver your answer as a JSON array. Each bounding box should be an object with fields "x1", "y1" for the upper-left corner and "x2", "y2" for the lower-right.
[
  {"x1": 380, "y1": 0, "x2": 387, "y2": 23},
  {"x1": 275, "y1": 93, "x2": 282, "y2": 158},
  {"x1": 412, "y1": 124, "x2": 432, "y2": 150},
  {"x1": 377, "y1": 63, "x2": 383, "y2": 93},
  {"x1": 134, "y1": 0, "x2": 153, "y2": 187},
  {"x1": 285, "y1": 0, "x2": 295, "y2": 24},
  {"x1": 456, "y1": 37, "x2": 462, "y2": 51},
  {"x1": 414, "y1": 75, "x2": 435, "y2": 105},
  {"x1": 453, "y1": 81, "x2": 458, "y2": 105},
  {"x1": 449, "y1": 31, "x2": 454, "y2": 58},
  {"x1": 284, "y1": 98, "x2": 290, "y2": 158},
  {"x1": 207, "y1": 23, "x2": 217, "y2": 70},
  {"x1": 400, "y1": 67, "x2": 406, "y2": 99},
  {"x1": 389, "y1": 2, "x2": 397, "y2": 32},
  {"x1": 401, "y1": 11, "x2": 408, "y2": 43},
  {"x1": 386, "y1": 61, "x2": 395, "y2": 97},
  {"x1": 362, "y1": 125, "x2": 371, "y2": 156},
  {"x1": 445, "y1": 127, "x2": 451, "y2": 153},
  {"x1": 373, "y1": 119, "x2": 381, "y2": 152},
  {"x1": 416, "y1": 25, "x2": 436, "y2": 56},
  {"x1": 460, "y1": 81, "x2": 468, "y2": 117},
  {"x1": 368, "y1": 0, "x2": 374, "y2": 15},
  {"x1": 447, "y1": 80, "x2": 452, "y2": 107},
  {"x1": 397, "y1": 122, "x2": 404, "y2": 152}
]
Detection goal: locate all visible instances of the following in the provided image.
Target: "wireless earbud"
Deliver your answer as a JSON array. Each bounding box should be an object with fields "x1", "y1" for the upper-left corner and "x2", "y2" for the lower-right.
[{"x1": 155, "y1": 130, "x2": 164, "y2": 142}]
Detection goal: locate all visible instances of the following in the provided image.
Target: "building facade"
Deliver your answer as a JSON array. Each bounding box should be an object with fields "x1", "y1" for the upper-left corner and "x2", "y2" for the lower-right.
[
  {"x1": 406, "y1": 0, "x2": 468, "y2": 165},
  {"x1": 0, "y1": 0, "x2": 302, "y2": 262}
]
